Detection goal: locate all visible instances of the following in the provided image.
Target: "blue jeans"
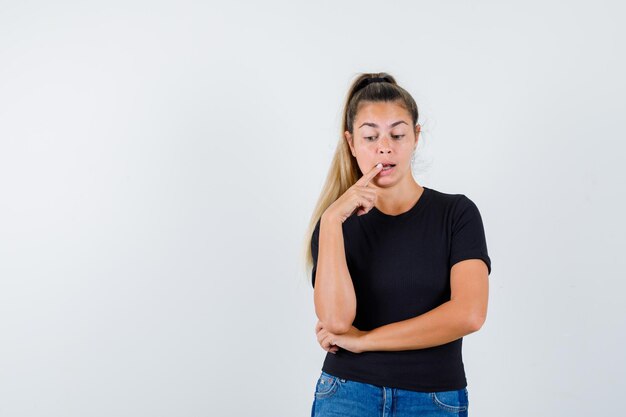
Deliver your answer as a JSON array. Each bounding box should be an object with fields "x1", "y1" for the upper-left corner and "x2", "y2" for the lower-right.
[{"x1": 311, "y1": 371, "x2": 469, "y2": 417}]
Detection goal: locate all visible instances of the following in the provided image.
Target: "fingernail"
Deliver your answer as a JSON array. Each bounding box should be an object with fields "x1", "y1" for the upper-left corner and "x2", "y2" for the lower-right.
[{"x1": 376, "y1": 163, "x2": 382, "y2": 168}]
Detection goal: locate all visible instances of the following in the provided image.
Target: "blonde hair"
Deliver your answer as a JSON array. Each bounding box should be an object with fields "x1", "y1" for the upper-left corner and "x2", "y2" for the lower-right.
[{"x1": 301, "y1": 72, "x2": 421, "y2": 285}]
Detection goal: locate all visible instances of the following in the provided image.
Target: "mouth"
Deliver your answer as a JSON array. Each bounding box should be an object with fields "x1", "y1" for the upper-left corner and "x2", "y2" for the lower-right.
[{"x1": 381, "y1": 163, "x2": 396, "y2": 171}]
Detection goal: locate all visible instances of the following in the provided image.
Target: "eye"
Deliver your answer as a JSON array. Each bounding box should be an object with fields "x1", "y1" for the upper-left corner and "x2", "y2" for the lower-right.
[{"x1": 364, "y1": 135, "x2": 404, "y2": 141}]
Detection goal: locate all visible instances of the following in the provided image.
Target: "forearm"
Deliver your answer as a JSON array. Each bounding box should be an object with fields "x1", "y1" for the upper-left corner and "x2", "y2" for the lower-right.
[
  {"x1": 361, "y1": 300, "x2": 478, "y2": 351},
  {"x1": 313, "y1": 214, "x2": 357, "y2": 333}
]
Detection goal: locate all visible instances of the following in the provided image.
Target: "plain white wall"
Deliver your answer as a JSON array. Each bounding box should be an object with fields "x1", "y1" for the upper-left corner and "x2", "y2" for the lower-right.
[{"x1": 1, "y1": 1, "x2": 624, "y2": 416}]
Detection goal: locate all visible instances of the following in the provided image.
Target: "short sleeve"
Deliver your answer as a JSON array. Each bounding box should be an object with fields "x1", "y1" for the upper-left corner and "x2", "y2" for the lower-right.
[
  {"x1": 449, "y1": 195, "x2": 492, "y2": 275},
  {"x1": 310, "y1": 218, "x2": 321, "y2": 288}
]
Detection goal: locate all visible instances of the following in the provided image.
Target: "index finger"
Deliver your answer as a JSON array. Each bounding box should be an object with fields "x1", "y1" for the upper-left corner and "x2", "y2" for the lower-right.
[{"x1": 357, "y1": 163, "x2": 383, "y2": 187}]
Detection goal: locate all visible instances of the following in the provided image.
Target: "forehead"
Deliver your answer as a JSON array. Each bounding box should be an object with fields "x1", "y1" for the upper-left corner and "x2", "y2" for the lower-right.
[{"x1": 355, "y1": 101, "x2": 411, "y2": 125}]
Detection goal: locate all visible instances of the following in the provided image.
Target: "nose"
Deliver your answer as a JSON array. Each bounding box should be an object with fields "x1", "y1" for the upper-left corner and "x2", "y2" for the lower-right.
[{"x1": 378, "y1": 135, "x2": 392, "y2": 153}]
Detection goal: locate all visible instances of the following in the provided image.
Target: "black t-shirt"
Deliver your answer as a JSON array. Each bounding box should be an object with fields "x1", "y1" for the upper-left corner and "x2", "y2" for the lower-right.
[{"x1": 310, "y1": 186, "x2": 491, "y2": 392}]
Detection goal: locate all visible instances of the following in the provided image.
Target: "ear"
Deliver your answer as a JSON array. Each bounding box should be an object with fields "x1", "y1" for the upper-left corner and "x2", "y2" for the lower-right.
[
  {"x1": 344, "y1": 130, "x2": 356, "y2": 156},
  {"x1": 414, "y1": 124, "x2": 421, "y2": 147}
]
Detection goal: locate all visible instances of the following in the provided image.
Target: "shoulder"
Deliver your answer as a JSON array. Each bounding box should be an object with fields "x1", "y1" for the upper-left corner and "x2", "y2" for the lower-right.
[
  {"x1": 424, "y1": 186, "x2": 474, "y2": 211},
  {"x1": 424, "y1": 187, "x2": 485, "y2": 227}
]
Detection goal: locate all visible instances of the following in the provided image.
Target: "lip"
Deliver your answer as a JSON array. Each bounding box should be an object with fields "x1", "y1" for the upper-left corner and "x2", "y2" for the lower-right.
[{"x1": 378, "y1": 165, "x2": 395, "y2": 176}]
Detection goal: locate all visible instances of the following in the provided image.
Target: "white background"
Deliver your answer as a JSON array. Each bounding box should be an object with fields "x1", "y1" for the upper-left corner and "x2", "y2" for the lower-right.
[{"x1": 1, "y1": 1, "x2": 624, "y2": 416}]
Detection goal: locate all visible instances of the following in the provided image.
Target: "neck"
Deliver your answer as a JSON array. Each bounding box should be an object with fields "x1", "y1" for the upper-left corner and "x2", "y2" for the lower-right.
[{"x1": 372, "y1": 177, "x2": 424, "y2": 216}]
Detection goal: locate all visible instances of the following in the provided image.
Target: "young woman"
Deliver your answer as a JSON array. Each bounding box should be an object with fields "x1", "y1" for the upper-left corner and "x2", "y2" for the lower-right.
[{"x1": 304, "y1": 72, "x2": 491, "y2": 417}]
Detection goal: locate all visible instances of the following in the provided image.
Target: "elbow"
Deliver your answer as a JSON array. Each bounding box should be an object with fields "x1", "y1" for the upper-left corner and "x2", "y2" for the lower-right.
[
  {"x1": 457, "y1": 300, "x2": 487, "y2": 333},
  {"x1": 326, "y1": 319, "x2": 353, "y2": 334},
  {"x1": 316, "y1": 313, "x2": 355, "y2": 334},
  {"x1": 314, "y1": 297, "x2": 356, "y2": 334},
  {"x1": 467, "y1": 313, "x2": 486, "y2": 333}
]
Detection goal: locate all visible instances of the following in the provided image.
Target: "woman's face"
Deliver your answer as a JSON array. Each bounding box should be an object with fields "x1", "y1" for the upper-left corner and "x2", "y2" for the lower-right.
[{"x1": 345, "y1": 100, "x2": 420, "y2": 187}]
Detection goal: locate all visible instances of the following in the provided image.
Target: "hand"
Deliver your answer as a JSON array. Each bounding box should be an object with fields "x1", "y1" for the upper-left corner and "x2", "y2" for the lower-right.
[
  {"x1": 315, "y1": 319, "x2": 369, "y2": 354},
  {"x1": 324, "y1": 163, "x2": 383, "y2": 223}
]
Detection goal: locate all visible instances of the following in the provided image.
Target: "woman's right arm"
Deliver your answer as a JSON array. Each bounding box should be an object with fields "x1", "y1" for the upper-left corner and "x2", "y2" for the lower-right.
[
  {"x1": 313, "y1": 163, "x2": 383, "y2": 334},
  {"x1": 313, "y1": 212, "x2": 357, "y2": 334}
]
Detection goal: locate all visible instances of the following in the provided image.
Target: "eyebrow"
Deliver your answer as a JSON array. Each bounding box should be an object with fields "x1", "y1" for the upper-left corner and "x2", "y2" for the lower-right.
[{"x1": 358, "y1": 120, "x2": 409, "y2": 129}]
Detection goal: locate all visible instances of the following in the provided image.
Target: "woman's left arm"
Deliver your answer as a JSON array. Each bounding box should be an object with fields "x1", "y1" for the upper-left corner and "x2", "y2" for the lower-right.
[
  {"x1": 317, "y1": 259, "x2": 489, "y2": 353},
  {"x1": 362, "y1": 258, "x2": 489, "y2": 351}
]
